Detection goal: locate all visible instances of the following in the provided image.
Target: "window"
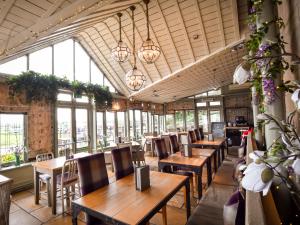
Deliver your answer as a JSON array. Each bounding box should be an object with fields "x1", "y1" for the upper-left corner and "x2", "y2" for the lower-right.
[
  {"x1": 208, "y1": 89, "x2": 221, "y2": 96},
  {"x1": 75, "y1": 96, "x2": 89, "y2": 103},
  {"x1": 117, "y1": 112, "x2": 125, "y2": 137},
  {"x1": 135, "y1": 110, "x2": 141, "y2": 139},
  {"x1": 175, "y1": 111, "x2": 184, "y2": 131},
  {"x1": 209, "y1": 101, "x2": 221, "y2": 106},
  {"x1": 198, "y1": 110, "x2": 208, "y2": 132},
  {"x1": 159, "y1": 115, "x2": 165, "y2": 133},
  {"x1": 57, "y1": 93, "x2": 72, "y2": 101},
  {"x1": 54, "y1": 39, "x2": 74, "y2": 80},
  {"x1": 104, "y1": 77, "x2": 115, "y2": 93},
  {"x1": 0, "y1": 113, "x2": 25, "y2": 166},
  {"x1": 195, "y1": 92, "x2": 207, "y2": 97},
  {"x1": 29, "y1": 47, "x2": 52, "y2": 75},
  {"x1": 186, "y1": 110, "x2": 195, "y2": 130},
  {"x1": 142, "y1": 112, "x2": 148, "y2": 134},
  {"x1": 166, "y1": 114, "x2": 175, "y2": 131},
  {"x1": 75, "y1": 109, "x2": 88, "y2": 150},
  {"x1": 148, "y1": 112, "x2": 152, "y2": 132},
  {"x1": 153, "y1": 115, "x2": 159, "y2": 132},
  {"x1": 196, "y1": 102, "x2": 207, "y2": 107},
  {"x1": 0, "y1": 56, "x2": 27, "y2": 75},
  {"x1": 106, "y1": 112, "x2": 115, "y2": 145},
  {"x1": 57, "y1": 108, "x2": 72, "y2": 154},
  {"x1": 75, "y1": 42, "x2": 90, "y2": 83},
  {"x1": 129, "y1": 110, "x2": 134, "y2": 139},
  {"x1": 210, "y1": 110, "x2": 221, "y2": 123},
  {"x1": 96, "y1": 112, "x2": 104, "y2": 146},
  {"x1": 91, "y1": 60, "x2": 103, "y2": 85}
]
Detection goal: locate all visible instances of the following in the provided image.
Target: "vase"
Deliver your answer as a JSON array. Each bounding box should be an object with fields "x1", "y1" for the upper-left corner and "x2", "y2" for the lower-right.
[{"x1": 15, "y1": 154, "x2": 20, "y2": 166}]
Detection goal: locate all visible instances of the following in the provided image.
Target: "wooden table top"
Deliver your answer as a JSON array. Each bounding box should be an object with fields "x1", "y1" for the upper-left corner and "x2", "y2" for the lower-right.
[
  {"x1": 32, "y1": 152, "x2": 90, "y2": 170},
  {"x1": 0, "y1": 174, "x2": 13, "y2": 185},
  {"x1": 191, "y1": 148, "x2": 216, "y2": 157},
  {"x1": 193, "y1": 138, "x2": 225, "y2": 146},
  {"x1": 159, "y1": 153, "x2": 207, "y2": 167},
  {"x1": 73, "y1": 171, "x2": 187, "y2": 225}
]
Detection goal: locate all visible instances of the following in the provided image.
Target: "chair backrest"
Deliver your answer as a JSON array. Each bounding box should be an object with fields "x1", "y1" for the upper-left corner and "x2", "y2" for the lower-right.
[
  {"x1": 61, "y1": 158, "x2": 79, "y2": 187},
  {"x1": 169, "y1": 135, "x2": 180, "y2": 154},
  {"x1": 111, "y1": 147, "x2": 134, "y2": 180},
  {"x1": 199, "y1": 126, "x2": 205, "y2": 139},
  {"x1": 188, "y1": 130, "x2": 197, "y2": 143},
  {"x1": 36, "y1": 152, "x2": 54, "y2": 162},
  {"x1": 77, "y1": 153, "x2": 109, "y2": 196},
  {"x1": 194, "y1": 129, "x2": 201, "y2": 141},
  {"x1": 161, "y1": 135, "x2": 171, "y2": 154},
  {"x1": 154, "y1": 138, "x2": 169, "y2": 160},
  {"x1": 117, "y1": 142, "x2": 132, "y2": 152},
  {"x1": 153, "y1": 131, "x2": 158, "y2": 137}
]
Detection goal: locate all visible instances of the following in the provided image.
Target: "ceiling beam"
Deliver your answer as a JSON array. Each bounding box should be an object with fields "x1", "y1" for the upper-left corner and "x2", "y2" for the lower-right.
[
  {"x1": 154, "y1": 0, "x2": 182, "y2": 68},
  {"x1": 194, "y1": 0, "x2": 210, "y2": 54},
  {"x1": 216, "y1": 0, "x2": 226, "y2": 47},
  {"x1": 231, "y1": 0, "x2": 240, "y2": 40},
  {"x1": 137, "y1": 3, "x2": 172, "y2": 75},
  {"x1": 174, "y1": 0, "x2": 195, "y2": 62},
  {"x1": 42, "y1": 0, "x2": 65, "y2": 18},
  {"x1": 0, "y1": 0, "x2": 115, "y2": 58},
  {"x1": 81, "y1": 31, "x2": 130, "y2": 96},
  {"x1": 122, "y1": 10, "x2": 162, "y2": 81},
  {"x1": 0, "y1": 0, "x2": 15, "y2": 26}
]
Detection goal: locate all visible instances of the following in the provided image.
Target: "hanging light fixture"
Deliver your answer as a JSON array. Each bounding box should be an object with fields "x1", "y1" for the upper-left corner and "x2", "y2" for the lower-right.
[
  {"x1": 138, "y1": 0, "x2": 161, "y2": 64},
  {"x1": 111, "y1": 13, "x2": 131, "y2": 62},
  {"x1": 125, "y1": 6, "x2": 147, "y2": 91}
]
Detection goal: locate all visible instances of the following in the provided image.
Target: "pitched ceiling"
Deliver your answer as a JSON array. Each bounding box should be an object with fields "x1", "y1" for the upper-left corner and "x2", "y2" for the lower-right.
[{"x1": 0, "y1": 0, "x2": 249, "y2": 102}]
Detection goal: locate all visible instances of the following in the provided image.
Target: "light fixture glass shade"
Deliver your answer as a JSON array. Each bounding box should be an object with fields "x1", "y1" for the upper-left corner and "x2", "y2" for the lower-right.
[
  {"x1": 233, "y1": 64, "x2": 250, "y2": 85},
  {"x1": 138, "y1": 38, "x2": 161, "y2": 64},
  {"x1": 125, "y1": 67, "x2": 146, "y2": 91},
  {"x1": 111, "y1": 41, "x2": 131, "y2": 62}
]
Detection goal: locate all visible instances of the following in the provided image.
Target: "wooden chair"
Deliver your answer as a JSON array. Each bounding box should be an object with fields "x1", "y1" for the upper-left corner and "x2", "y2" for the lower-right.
[
  {"x1": 36, "y1": 152, "x2": 54, "y2": 207},
  {"x1": 199, "y1": 127, "x2": 205, "y2": 139},
  {"x1": 169, "y1": 135, "x2": 180, "y2": 154},
  {"x1": 111, "y1": 147, "x2": 134, "y2": 180},
  {"x1": 58, "y1": 158, "x2": 80, "y2": 215},
  {"x1": 77, "y1": 153, "x2": 109, "y2": 225},
  {"x1": 155, "y1": 138, "x2": 194, "y2": 200},
  {"x1": 161, "y1": 135, "x2": 171, "y2": 154},
  {"x1": 188, "y1": 130, "x2": 197, "y2": 143},
  {"x1": 194, "y1": 129, "x2": 201, "y2": 141}
]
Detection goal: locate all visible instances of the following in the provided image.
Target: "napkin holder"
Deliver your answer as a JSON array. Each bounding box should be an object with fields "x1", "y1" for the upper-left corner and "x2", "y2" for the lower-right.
[
  {"x1": 65, "y1": 148, "x2": 74, "y2": 160},
  {"x1": 208, "y1": 133, "x2": 214, "y2": 141},
  {"x1": 135, "y1": 165, "x2": 150, "y2": 191},
  {"x1": 181, "y1": 134, "x2": 192, "y2": 157}
]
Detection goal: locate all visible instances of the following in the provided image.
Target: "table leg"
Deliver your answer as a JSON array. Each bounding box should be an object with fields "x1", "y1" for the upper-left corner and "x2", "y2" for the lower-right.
[
  {"x1": 221, "y1": 144, "x2": 225, "y2": 161},
  {"x1": 51, "y1": 172, "x2": 57, "y2": 214},
  {"x1": 34, "y1": 167, "x2": 40, "y2": 204},
  {"x1": 206, "y1": 158, "x2": 212, "y2": 186},
  {"x1": 217, "y1": 147, "x2": 221, "y2": 168},
  {"x1": 151, "y1": 140, "x2": 154, "y2": 157},
  {"x1": 184, "y1": 178, "x2": 191, "y2": 220},
  {"x1": 72, "y1": 204, "x2": 80, "y2": 225},
  {"x1": 213, "y1": 152, "x2": 218, "y2": 173},
  {"x1": 195, "y1": 169, "x2": 202, "y2": 200}
]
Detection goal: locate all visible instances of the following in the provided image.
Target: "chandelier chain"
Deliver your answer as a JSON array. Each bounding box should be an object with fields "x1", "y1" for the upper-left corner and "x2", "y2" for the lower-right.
[
  {"x1": 131, "y1": 6, "x2": 136, "y2": 67},
  {"x1": 117, "y1": 12, "x2": 122, "y2": 41},
  {"x1": 146, "y1": 1, "x2": 150, "y2": 40}
]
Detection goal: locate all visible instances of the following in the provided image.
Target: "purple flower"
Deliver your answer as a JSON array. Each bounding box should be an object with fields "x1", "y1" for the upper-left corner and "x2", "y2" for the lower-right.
[
  {"x1": 255, "y1": 44, "x2": 271, "y2": 68},
  {"x1": 249, "y1": 6, "x2": 256, "y2": 14},
  {"x1": 263, "y1": 78, "x2": 276, "y2": 104},
  {"x1": 248, "y1": 23, "x2": 257, "y2": 32}
]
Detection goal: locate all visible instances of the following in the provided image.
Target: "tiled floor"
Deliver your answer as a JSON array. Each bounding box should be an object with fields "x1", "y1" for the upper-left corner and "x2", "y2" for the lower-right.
[{"x1": 9, "y1": 151, "x2": 238, "y2": 225}]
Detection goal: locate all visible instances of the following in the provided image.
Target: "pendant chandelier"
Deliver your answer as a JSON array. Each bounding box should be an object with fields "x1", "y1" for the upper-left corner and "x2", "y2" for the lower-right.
[
  {"x1": 125, "y1": 6, "x2": 147, "y2": 91},
  {"x1": 138, "y1": 0, "x2": 161, "y2": 64},
  {"x1": 111, "y1": 13, "x2": 131, "y2": 62}
]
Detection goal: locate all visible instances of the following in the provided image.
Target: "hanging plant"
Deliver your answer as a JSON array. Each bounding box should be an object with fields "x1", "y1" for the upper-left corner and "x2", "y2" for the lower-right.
[{"x1": 6, "y1": 70, "x2": 112, "y2": 108}]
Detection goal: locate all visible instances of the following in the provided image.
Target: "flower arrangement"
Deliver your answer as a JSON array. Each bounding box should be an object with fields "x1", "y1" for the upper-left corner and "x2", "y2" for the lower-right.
[{"x1": 10, "y1": 145, "x2": 27, "y2": 166}]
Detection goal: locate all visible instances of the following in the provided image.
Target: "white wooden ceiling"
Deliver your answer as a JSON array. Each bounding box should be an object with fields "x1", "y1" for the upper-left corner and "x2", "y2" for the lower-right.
[{"x1": 0, "y1": 0, "x2": 249, "y2": 102}]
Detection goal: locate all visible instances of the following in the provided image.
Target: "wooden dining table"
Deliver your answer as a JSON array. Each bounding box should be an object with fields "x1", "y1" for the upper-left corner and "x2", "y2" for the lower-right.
[
  {"x1": 72, "y1": 171, "x2": 190, "y2": 225},
  {"x1": 32, "y1": 152, "x2": 90, "y2": 214},
  {"x1": 191, "y1": 138, "x2": 226, "y2": 167},
  {"x1": 191, "y1": 148, "x2": 217, "y2": 174},
  {"x1": 158, "y1": 154, "x2": 207, "y2": 200}
]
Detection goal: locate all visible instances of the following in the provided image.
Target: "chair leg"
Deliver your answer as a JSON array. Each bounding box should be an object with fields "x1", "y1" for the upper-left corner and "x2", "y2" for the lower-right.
[
  {"x1": 162, "y1": 205, "x2": 167, "y2": 225},
  {"x1": 46, "y1": 180, "x2": 51, "y2": 207},
  {"x1": 183, "y1": 186, "x2": 187, "y2": 208},
  {"x1": 66, "y1": 187, "x2": 70, "y2": 208},
  {"x1": 71, "y1": 185, "x2": 75, "y2": 200},
  {"x1": 61, "y1": 186, "x2": 64, "y2": 215}
]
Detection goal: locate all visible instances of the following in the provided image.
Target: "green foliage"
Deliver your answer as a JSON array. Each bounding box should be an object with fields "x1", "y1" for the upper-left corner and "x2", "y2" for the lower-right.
[{"x1": 6, "y1": 71, "x2": 112, "y2": 108}]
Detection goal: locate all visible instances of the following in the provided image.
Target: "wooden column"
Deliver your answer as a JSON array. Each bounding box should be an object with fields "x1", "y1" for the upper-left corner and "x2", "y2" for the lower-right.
[{"x1": 258, "y1": 0, "x2": 285, "y2": 148}]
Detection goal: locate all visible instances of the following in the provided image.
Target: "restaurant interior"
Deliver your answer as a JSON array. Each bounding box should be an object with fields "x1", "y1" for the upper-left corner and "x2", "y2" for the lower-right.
[{"x1": 0, "y1": 0, "x2": 299, "y2": 225}]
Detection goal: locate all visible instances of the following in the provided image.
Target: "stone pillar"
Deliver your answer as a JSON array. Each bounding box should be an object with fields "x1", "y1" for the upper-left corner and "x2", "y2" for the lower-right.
[
  {"x1": 251, "y1": 86, "x2": 263, "y2": 144},
  {"x1": 258, "y1": 0, "x2": 285, "y2": 148}
]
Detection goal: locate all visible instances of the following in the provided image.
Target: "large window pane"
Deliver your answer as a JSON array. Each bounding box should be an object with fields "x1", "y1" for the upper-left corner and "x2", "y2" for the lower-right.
[
  {"x1": 104, "y1": 77, "x2": 115, "y2": 92},
  {"x1": 57, "y1": 108, "x2": 72, "y2": 154},
  {"x1": 129, "y1": 110, "x2": 134, "y2": 139},
  {"x1": 153, "y1": 115, "x2": 159, "y2": 132},
  {"x1": 166, "y1": 114, "x2": 175, "y2": 131},
  {"x1": 208, "y1": 89, "x2": 221, "y2": 96},
  {"x1": 54, "y1": 39, "x2": 74, "y2": 80},
  {"x1": 29, "y1": 47, "x2": 52, "y2": 74},
  {"x1": 148, "y1": 112, "x2": 152, "y2": 132},
  {"x1": 175, "y1": 111, "x2": 184, "y2": 131},
  {"x1": 96, "y1": 112, "x2": 104, "y2": 147},
  {"x1": 0, "y1": 56, "x2": 27, "y2": 75},
  {"x1": 186, "y1": 110, "x2": 195, "y2": 130},
  {"x1": 76, "y1": 109, "x2": 88, "y2": 150},
  {"x1": 75, "y1": 42, "x2": 89, "y2": 83},
  {"x1": 135, "y1": 110, "x2": 141, "y2": 139},
  {"x1": 142, "y1": 112, "x2": 148, "y2": 134},
  {"x1": 106, "y1": 111, "x2": 115, "y2": 145},
  {"x1": 0, "y1": 113, "x2": 25, "y2": 166},
  {"x1": 91, "y1": 60, "x2": 103, "y2": 85},
  {"x1": 117, "y1": 112, "x2": 125, "y2": 138},
  {"x1": 198, "y1": 110, "x2": 208, "y2": 132},
  {"x1": 159, "y1": 115, "x2": 165, "y2": 133},
  {"x1": 210, "y1": 110, "x2": 221, "y2": 123}
]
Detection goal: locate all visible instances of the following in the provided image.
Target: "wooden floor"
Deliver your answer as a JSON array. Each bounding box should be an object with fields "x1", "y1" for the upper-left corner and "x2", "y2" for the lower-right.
[{"x1": 9, "y1": 149, "x2": 238, "y2": 225}]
